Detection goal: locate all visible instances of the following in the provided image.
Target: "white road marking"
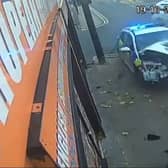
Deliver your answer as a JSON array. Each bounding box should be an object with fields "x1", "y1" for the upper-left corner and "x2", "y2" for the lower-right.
[{"x1": 80, "y1": 6, "x2": 109, "y2": 31}]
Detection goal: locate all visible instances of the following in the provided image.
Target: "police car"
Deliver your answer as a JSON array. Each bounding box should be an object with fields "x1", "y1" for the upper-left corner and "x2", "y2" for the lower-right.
[{"x1": 117, "y1": 23, "x2": 168, "y2": 82}]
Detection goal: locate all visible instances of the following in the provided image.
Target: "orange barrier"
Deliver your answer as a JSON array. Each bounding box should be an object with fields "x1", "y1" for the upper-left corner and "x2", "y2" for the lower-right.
[
  {"x1": 39, "y1": 10, "x2": 78, "y2": 167},
  {"x1": 0, "y1": 0, "x2": 106, "y2": 167},
  {"x1": 0, "y1": 0, "x2": 58, "y2": 167}
]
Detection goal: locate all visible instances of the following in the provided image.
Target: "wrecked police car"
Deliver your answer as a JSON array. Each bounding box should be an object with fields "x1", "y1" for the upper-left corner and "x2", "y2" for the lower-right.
[{"x1": 117, "y1": 23, "x2": 168, "y2": 82}]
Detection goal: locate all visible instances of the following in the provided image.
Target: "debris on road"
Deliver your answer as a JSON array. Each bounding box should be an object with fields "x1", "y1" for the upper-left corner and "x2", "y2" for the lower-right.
[
  {"x1": 121, "y1": 131, "x2": 129, "y2": 136},
  {"x1": 100, "y1": 104, "x2": 112, "y2": 108},
  {"x1": 106, "y1": 90, "x2": 113, "y2": 94},
  {"x1": 129, "y1": 101, "x2": 135, "y2": 104},
  {"x1": 148, "y1": 99, "x2": 152, "y2": 103},
  {"x1": 125, "y1": 92, "x2": 129, "y2": 96},
  {"x1": 114, "y1": 91, "x2": 119, "y2": 96},
  {"x1": 144, "y1": 94, "x2": 151, "y2": 98},
  {"x1": 144, "y1": 94, "x2": 153, "y2": 103},
  {"x1": 117, "y1": 92, "x2": 135, "y2": 105},
  {"x1": 99, "y1": 90, "x2": 113, "y2": 94},
  {"x1": 96, "y1": 86, "x2": 102, "y2": 89},
  {"x1": 145, "y1": 134, "x2": 161, "y2": 141},
  {"x1": 92, "y1": 56, "x2": 99, "y2": 64},
  {"x1": 164, "y1": 150, "x2": 168, "y2": 154},
  {"x1": 99, "y1": 91, "x2": 108, "y2": 94},
  {"x1": 120, "y1": 101, "x2": 126, "y2": 105},
  {"x1": 107, "y1": 79, "x2": 112, "y2": 84},
  {"x1": 122, "y1": 151, "x2": 125, "y2": 155}
]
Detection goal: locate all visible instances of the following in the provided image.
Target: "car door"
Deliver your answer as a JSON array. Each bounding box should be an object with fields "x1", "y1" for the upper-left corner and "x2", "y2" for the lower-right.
[
  {"x1": 117, "y1": 32, "x2": 127, "y2": 59},
  {"x1": 124, "y1": 33, "x2": 135, "y2": 71},
  {"x1": 117, "y1": 32, "x2": 135, "y2": 72}
]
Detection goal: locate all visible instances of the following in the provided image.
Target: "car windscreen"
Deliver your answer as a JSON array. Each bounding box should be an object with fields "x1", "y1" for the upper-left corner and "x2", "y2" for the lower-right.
[{"x1": 136, "y1": 30, "x2": 168, "y2": 51}]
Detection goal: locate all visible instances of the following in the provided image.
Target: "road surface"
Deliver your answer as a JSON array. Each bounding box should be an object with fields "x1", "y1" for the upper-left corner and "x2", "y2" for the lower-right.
[
  {"x1": 87, "y1": 57, "x2": 168, "y2": 168},
  {"x1": 77, "y1": 0, "x2": 159, "y2": 62}
]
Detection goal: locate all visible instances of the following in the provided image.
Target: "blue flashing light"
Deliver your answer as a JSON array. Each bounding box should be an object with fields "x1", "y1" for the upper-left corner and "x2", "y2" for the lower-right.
[
  {"x1": 130, "y1": 24, "x2": 145, "y2": 30},
  {"x1": 129, "y1": 23, "x2": 156, "y2": 31}
]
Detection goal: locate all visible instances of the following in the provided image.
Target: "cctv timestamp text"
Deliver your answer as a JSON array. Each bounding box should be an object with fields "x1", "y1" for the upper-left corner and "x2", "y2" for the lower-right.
[{"x1": 136, "y1": 5, "x2": 168, "y2": 14}]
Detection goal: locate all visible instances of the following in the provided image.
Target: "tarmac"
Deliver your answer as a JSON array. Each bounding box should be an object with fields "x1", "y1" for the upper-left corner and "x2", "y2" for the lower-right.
[{"x1": 86, "y1": 56, "x2": 168, "y2": 167}]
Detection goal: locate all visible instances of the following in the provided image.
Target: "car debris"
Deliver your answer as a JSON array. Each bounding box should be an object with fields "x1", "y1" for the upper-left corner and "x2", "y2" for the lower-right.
[
  {"x1": 140, "y1": 48, "x2": 168, "y2": 82},
  {"x1": 143, "y1": 94, "x2": 152, "y2": 103},
  {"x1": 148, "y1": 99, "x2": 152, "y2": 103},
  {"x1": 164, "y1": 150, "x2": 168, "y2": 154},
  {"x1": 145, "y1": 134, "x2": 161, "y2": 141},
  {"x1": 100, "y1": 104, "x2": 112, "y2": 108},
  {"x1": 99, "y1": 90, "x2": 113, "y2": 94},
  {"x1": 117, "y1": 96, "x2": 122, "y2": 101},
  {"x1": 116, "y1": 92, "x2": 136, "y2": 105},
  {"x1": 107, "y1": 79, "x2": 112, "y2": 83},
  {"x1": 92, "y1": 56, "x2": 99, "y2": 64},
  {"x1": 121, "y1": 131, "x2": 129, "y2": 136},
  {"x1": 96, "y1": 86, "x2": 102, "y2": 89},
  {"x1": 99, "y1": 91, "x2": 108, "y2": 94},
  {"x1": 129, "y1": 101, "x2": 135, "y2": 104},
  {"x1": 125, "y1": 92, "x2": 129, "y2": 96},
  {"x1": 144, "y1": 94, "x2": 151, "y2": 98},
  {"x1": 120, "y1": 101, "x2": 126, "y2": 105},
  {"x1": 122, "y1": 151, "x2": 125, "y2": 155}
]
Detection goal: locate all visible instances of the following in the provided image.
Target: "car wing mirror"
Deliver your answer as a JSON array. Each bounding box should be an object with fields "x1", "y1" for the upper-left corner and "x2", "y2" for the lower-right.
[{"x1": 119, "y1": 47, "x2": 131, "y2": 52}]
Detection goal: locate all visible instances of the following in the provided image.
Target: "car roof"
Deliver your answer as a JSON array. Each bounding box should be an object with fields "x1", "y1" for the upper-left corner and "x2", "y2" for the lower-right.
[
  {"x1": 156, "y1": 0, "x2": 168, "y2": 7},
  {"x1": 124, "y1": 24, "x2": 168, "y2": 36},
  {"x1": 134, "y1": 26, "x2": 168, "y2": 35}
]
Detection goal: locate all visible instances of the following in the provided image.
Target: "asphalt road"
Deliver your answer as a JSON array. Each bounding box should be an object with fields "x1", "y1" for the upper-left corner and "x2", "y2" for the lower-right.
[{"x1": 77, "y1": 0, "x2": 159, "y2": 62}]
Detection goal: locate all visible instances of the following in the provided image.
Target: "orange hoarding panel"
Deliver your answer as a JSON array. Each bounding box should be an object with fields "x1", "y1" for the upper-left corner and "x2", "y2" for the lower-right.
[
  {"x1": 0, "y1": 0, "x2": 57, "y2": 167},
  {"x1": 39, "y1": 12, "x2": 79, "y2": 167},
  {"x1": 39, "y1": 19, "x2": 59, "y2": 162},
  {"x1": 57, "y1": 15, "x2": 78, "y2": 167}
]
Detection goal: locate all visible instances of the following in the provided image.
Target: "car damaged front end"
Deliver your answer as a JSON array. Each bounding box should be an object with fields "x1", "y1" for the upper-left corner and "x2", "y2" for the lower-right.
[
  {"x1": 141, "y1": 61, "x2": 168, "y2": 82},
  {"x1": 138, "y1": 49, "x2": 168, "y2": 82}
]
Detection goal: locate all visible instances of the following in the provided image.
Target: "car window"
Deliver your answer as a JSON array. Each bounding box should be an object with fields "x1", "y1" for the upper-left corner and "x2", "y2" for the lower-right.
[
  {"x1": 118, "y1": 32, "x2": 133, "y2": 49},
  {"x1": 118, "y1": 32, "x2": 127, "y2": 48},
  {"x1": 125, "y1": 33, "x2": 134, "y2": 50}
]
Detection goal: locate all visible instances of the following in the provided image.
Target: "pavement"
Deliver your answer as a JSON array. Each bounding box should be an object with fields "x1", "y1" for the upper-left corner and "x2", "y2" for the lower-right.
[{"x1": 86, "y1": 56, "x2": 168, "y2": 167}]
